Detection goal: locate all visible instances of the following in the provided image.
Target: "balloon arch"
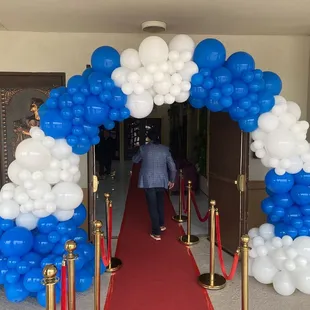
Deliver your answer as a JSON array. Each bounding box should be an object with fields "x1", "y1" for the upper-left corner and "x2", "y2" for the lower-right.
[{"x1": 1, "y1": 35, "x2": 310, "y2": 304}]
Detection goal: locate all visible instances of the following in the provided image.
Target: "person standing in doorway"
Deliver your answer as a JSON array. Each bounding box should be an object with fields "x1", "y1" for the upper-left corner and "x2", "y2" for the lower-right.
[
  {"x1": 97, "y1": 128, "x2": 115, "y2": 178},
  {"x1": 132, "y1": 129, "x2": 177, "y2": 241}
]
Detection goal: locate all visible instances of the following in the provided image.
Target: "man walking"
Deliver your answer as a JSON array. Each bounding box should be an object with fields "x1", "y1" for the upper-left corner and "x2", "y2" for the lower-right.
[{"x1": 132, "y1": 129, "x2": 177, "y2": 241}]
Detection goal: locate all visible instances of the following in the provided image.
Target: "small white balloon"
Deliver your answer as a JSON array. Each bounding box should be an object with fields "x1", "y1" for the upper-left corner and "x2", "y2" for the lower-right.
[
  {"x1": 153, "y1": 71, "x2": 165, "y2": 82},
  {"x1": 258, "y1": 113, "x2": 279, "y2": 132},
  {"x1": 24, "y1": 200, "x2": 34, "y2": 212},
  {"x1": 72, "y1": 171, "x2": 81, "y2": 183},
  {"x1": 120, "y1": 48, "x2": 141, "y2": 70},
  {"x1": 180, "y1": 51, "x2": 192, "y2": 63},
  {"x1": 286, "y1": 156, "x2": 303, "y2": 174},
  {"x1": 294, "y1": 255, "x2": 308, "y2": 267},
  {"x1": 44, "y1": 192, "x2": 56, "y2": 202},
  {"x1": 173, "y1": 60, "x2": 185, "y2": 71},
  {"x1": 251, "y1": 129, "x2": 266, "y2": 141},
  {"x1": 259, "y1": 223, "x2": 275, "y2": 240},
  {"x1": 146, "y1": 63, "x2": 158, "y2": 74},
  {"x1": 127, "y1": 71, "x2": 140, "y2": 84},
  {"x1": 53, "y1": 209, "x2": 74, "y2": 222},
  {"x1": 272, "y1": 237, "x2": 283, "y2": 248},
  {"x1": 32, "y1": 209, "x2": 52, "y2": 218},
  {"x1": 51, "y1": 139, "x2": 72, "y2": 160},
  {"x1": 279, "y1": 112, "x2": 297, "y2": 127},
  {"x1": 255, "y1": 149, "x2": 266, "y2": 159},
  {"x1": 126, "y1": 92, "x2": 154, "y2": 119},
  {"x1": 164, "y1": 94, "x2": 175, "y2": 105},
  {"x1": 282, "y1": 235, "x2": 293, "y2": 247},
  {"x1": 1, "y1": 183, "x2": 15, "y2": 192},
  {"x1": 169, "y1": 85, "x2": 181, "y2": 97},
  {"x1": 1, "y1": 190, "x2": 14, "y2": 201},
  {"x1": 293, "y1": 267, "x2": 310, "y2": 294},
  {"x1": 171, "y1": 73, "x2": 182, "y2": 85},
  {"x1": 69, "y1": 154, "x2": 80, "y2": 166},
  {"x1": 46, "y1": 202, "x2": 57, "y2": 213},
  {"x1": 248, "y1": 227, "x2": 259, "y2": 238},
  {"x1": 273, "y1": 271, "x2": 296, "y2": 296},
  {"x1": 16, "y1": 213, "x2": 38, "y2": 230},
  {"x1": 179, "y1": 61, "x2": 199, "y2": 81},
  {"x1": 121, "y1": 83, "x2": 134, "y2": 95},
  {"x1": 30, "y1": 127, "x2": 45, "y2": 140},
  {"x1": 256, "y1": 245, "x2": 268, "y2": 257},
  {"x1": 284, "y1": 259, "x2": 296, "y2": 271},
  {"x1": 0, "y1": 200, "x2": 20, "y2": 219},
  {"x1": 32, "y1": 171, "x2": 44, "y2": 181},
  {"x1": 253, "y1": 236, "x2": 265, "y2": 247},
  {"x1": 14, "y1": 192, "x2": 29, "y2": 204},
  {"x1": 154, "y1": 95, "x2": 165, "y2": 106},
  {"x1": 280, "y1": 159, "x2": 291, "y2": 169},
  {"x1": 34, "y1": 199, "x2": 45, "y2": 210},
  {"x1": 159, "y1": 62, "x2": 169, "y2": 73},
  {"x1": 253, "y1": 140, "x2": 264, "y2": 150},
  {"x1": 43, "y1": 168, "x2": 61, "y2": 185},
  {"x1": 8, "y1": 160, "x2": 23, "y2": 185},
  {"x1": 60, "y1": 170, "x2": 72, "y2": 182},
  {"x1": 69, "y1": 166, "x2": 79, "y2": 175},
  {"x1": 27, "y1": 181, "x2": 51, "y2": 200},
  {"x1": 168, "y1": 51, "x2": 180, "y2": 62},
  {"x1": 286, "y1": 101, "x2": 301, "y2": 120},
  {"x1": 180, "y1": 81, "x2": 191, "y2": 92},
  {"x1": 133, "y1": 83, "x2": 145, "y2": 95},
  {"x1": 111, "y1": 67, "x2": 130, "y2": 87},
  {"x1": 175, "y1": 92, "x2": 190, "y2": 103},
  {"x1": 42, "y1": 136, "x2": 55, "y2": 149},
  {"x1": 274, "y1": 95, "x2": 287, "y2": 105}
]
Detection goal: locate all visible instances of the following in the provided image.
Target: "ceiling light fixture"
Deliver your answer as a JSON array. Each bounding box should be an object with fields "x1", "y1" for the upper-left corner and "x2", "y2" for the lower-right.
[{"x1": 141, "y1": 21, "x2": 167, "y2": 33}]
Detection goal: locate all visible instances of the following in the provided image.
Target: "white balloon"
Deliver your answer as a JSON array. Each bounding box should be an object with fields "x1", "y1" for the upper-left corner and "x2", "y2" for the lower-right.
[
  {"x1": 53, "y1": 209, "x2": 74, "y2": 221},
  {"x1": 266, "y1": 128, "x2": 296, "y2": 159},
  {"x1": 167, "y1": 61, "x2": 177, "y2": 75},
  {"x1": 253, "y1": 236, "x2": 265, "y2": 247},
  {"x1": 154, "y1": 95, "x2": 165, "y2": 106},
  {"x1": 159, "y1": 62, "x2": 169, "y2": 72},
  {"x1": 171, "y1": 73, "x2": 182, "y2": 85},
  {"x1": 61, "y1": 160, "x2": 71, "y2": 170},
  {"x1": 280, "y1": 159, "x2": 291, "y2": 169},
  {"x1": 46, "y1": 202, "x2": 57, "y2": 213},
  {"x1": 168, "y1": 51, "x2": 180, "y2": 62},
  {"x1": 27, "y1": 181, "x2": 51, "y2": 200},
  {"x1": 255, "y1": 149, "x2": 266, "y2": 159},
  {"x1": 269, "y1": 158, "x2": 280, "y2": 168},
  {"x1": 42, "y1": 136, "x2": 55, "y2": 149},
  {"x1": 169, "y1": 34, "x2": 195, "y2": 54},
  {"x1": 169, "y1": 85, "x2": 181, "y2": 97},
  {"x1": 279, "y1": 112, "x2": 297, "y2": 127},
  {"x1": 249, "y1": 247, "x2": 258, "y2": 258},
  {"x1": 111, "y1": 67, "x2": 130, "y2": 87},
  {"x1": 282, "y1": 235, "x2": 293, "y2": 247},
  {"x1": 126, "y1": 91, "x2": 154, "y2": 119},
  {"x1": 121, "y1": 83, "x2": 134, "y2": 95},
  {"x1": 253, "y1": 140, "x2": 264, "y2": 150},
  {"x1": 60, "y1": 170, "x2": 73, "y2": 182},
  {"x1": 127, "y1": 71, "x2": 140, "y2": 84},
  {"x1": 43, "y1": 168, "x2": 61, "y2": 185},
  {"x1": 256, "y1": 245, "x2": 268, "y2": 257},
  {"x1": 34, "y1": 199, "x2": 45, "y2": 210},
  {"x1": 8, "y1": 160, "x2": 23, "y2": 185},
  {"x1": 164, "y1": 94, "x2": 175, "y2": 105},
  {"x1": 293, "y1": 267, "x2": 310, "y2": 294},
  {"x1": 14, "y1": 192, "x2": 29, "y2": 204},
  {"x1": 0, "y1": 200, "x2": 20, "y2": 219},
  {"x1": 272, "y1": 105, "x2": 285, "y2": 116},
  {"x1": 69, "y1": 154, "x2": 80, "y2": 166},
  {"x1": 299, "y1": 120, "x2": 310, "y2": 131},
  {"x1": 286, "y1": 156, "x2": 303, "y2": 174},
  {"x1": 180, "y1": 81, "x2": 191, "y2": 92},
  {"x1": 275, "y1": 168, "x2": 286, "y2": 176},
  {"x1": 24, "y1": 200, "x2": 34, "y2": 212},
  {"x1": 32, "y1": 171, "x2": 44, "y2": 181},
  {"x1": 296, "y1": 141, "x2": 309, "y2": 155},
  {"x1": 137, "y1": 68, "x2": 154, "y2": 89},
  {"x1": 146, "y1": 63, "x2": 158, "y2": 74},
  {"x1": 44, "y1": 192, "x2": 56, "y2": 202},
  {"x1": 258, "y1": 113, "x2": 279, "y2": 132},
  {"x1": 73, "y1": 171, "x2": 81, "y2": 183},
  {"x1": 120, "y1": 48, "x2": 141, "y2": 70},
  {"x1": 273, "y1": 271, "x2": 295, "y2": 296},
  {"x1": 32, "y1": 209, "x2": 52, "y2": 218},
  {"x1": 49, "y1": 159, "x2": 61, "y2": 170},
  {"x1": 1, "y1": 190, "x2": 14, "y2": 201},
  {"x1": 252, "y1": 256, "x2": 278, "y2": 284},
  {"x1": 251, "y1": 129, "x2": 266, "y2": 141},
  {"x1": 175, "y1": 92, "x2": 190, "y2": 103},
  {"x1": 153, "y1": 78, "x2": 172, "y2": 96},
  {"x1": 272, "y1": 237, "x2": 283, "y2": 248},
  {"x1": 259, "y1": 223, "x2": 275, "y2": 240},
  {"x1": 173, "y1": 60, "x2": 185, "y2": 71},
  {"x1": 16, "y1": 213, "x2": 38, "y2": 230},
  {"x1": 287, "y1": 101, "x2": 301, "y2": 120},
  {"x1": 1, "y1": 183, "x2": 15, "y2": 192},
  {"x1": 133, "y1": 83, "x2": 145, "y2": 95},
  {"x1": 284, "y1": 259, "x2": 296, "y2": 271},
  {"x1": 68, "y1": 166, "x2": 79, "y2": 175},
  {"x1": 180, "y1": 51, "x2": 193, "y2": 63},
  {"x1": 139, "y1": 36, "x2": 169, "y2": 66},
  {"x1": 52, "y1": 182, "x2": 83, "y2": 211},
  {"x1": 294, "y1": 255, "x2": 308, "y2": 267},
  {"x1": 51, "y1": 139, "x2": 72, "y2": 160},
  {"x1": 302, "y1": 163, "x2": 310, "y2": 173},
  {"x1": 16, "y1": 138, "x2": 51, "y2": 172},
  {"x1": 292, "y1": 236, "x2": 310, "y2": 260},
  {"x1": 179, "y1": 61, "x2": 199, "y2": 81},
  {"x1": 248, "y1": 227, "x2": 259, "y2": 238},
  {"x1": 153, "y1": 71, "x2": 165, "y2": 82},
  {"x1": 274, "y1": 95, "x2": 287, "y2": 105},
  {"x1": 30, "y1": 127, "x2": 45, "y2": 140},
  {"x1": 270, "y1": 248, "x2": 287, "y2": 270}
]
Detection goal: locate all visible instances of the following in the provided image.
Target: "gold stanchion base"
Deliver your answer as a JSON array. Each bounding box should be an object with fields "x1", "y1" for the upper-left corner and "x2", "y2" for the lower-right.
[
  {"x1": 106, "y1": 257, "x2": 122, "y2": 273},
  {"x1": 198, "y1": 273, "x2": 226, "y2": 290},
  {"x1": 179, "y1": 235, "x2": 199, "y2": 246},
  {"x1": 172, "y1": 215, "x2": 188, "y2": 223}
]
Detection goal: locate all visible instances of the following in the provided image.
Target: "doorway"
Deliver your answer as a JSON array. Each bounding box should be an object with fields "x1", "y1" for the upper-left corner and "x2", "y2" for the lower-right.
[{"x1": 123, "y1": 118, "x2": 162, "y2": 160}]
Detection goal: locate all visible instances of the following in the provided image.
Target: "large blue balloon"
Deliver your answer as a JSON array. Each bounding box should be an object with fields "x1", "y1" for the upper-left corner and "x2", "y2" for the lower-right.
[
  {"x1": 0, "y1": 227, "x2": 33, "y2": 257},
  {"x1": 226, "y1": 52, "x2": 255, "y2": 78},
  {"x1": 291, "y1": 185, "x2": 310, "y2": 205},
  {"x1": 23, "y1": 268, "x2": 45, "y2": 293},
  {"x1": 5, "y1": 281, "x2": 29, "y2": 303},
  {"x1": 75, "y1": 269, "x2": 93, "y2": 292},
  {"x1": 263, "y1": 71, "x2": 282, "y2": 95},
  {"x1": 33, "y1": 234, "x2": 54, "y2": 255},
  {"x1": 91, "y1": 46, "x2": 120, "y2": 75},
  {"x1": 257, "y1": 91, "x2": 275, "y2": 113},
  {"x1": 265, "y1": 169, "x2": 294, "y2": 194},
  {"x1": 193, "y1": 39, "x2": 226, "y2": 69},
  {"x1": 272, "y1": 193, "x2": 293, "y2": 209},
  {"x1": 84, "y1": 96, "x2": 110, "y2": 126},
  {"x1": 72, "y1": 204, "x2": 87, "y2": 227}
]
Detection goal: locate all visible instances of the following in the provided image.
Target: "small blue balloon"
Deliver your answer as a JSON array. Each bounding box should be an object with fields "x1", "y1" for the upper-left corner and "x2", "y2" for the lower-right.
[
  {"x1": 258, "y1": 91, "x2": 275, "y2": 113},
  {"x1": 23, "y1": 268, "x2": 44, "y2": 293},
  {"x1": 265, "y1": 169, "x2": 294, "y2": 194},
  {"x1": 7, "y1": 256, "x2": 20, "y2": 269},
  {"x1": 193, "y1": 39, "x2": 226, "y2": 69},
  {"x1": 22, "y1": 251, "x2": 42, "y2": 268},
  {"x1": 301, "y1": 205, "x2": 310, "y2": 216},
  {"x1": 67, "y1": 135, "x2": 79, "y2": 147},
  {"x1": 219, "y1": 96, "x2": 233, "y2": 108},
  {"x1": 40, "y1": 255, "x2": 56, "y2": 268},
  {"x1": 75, "y1": 269, "x2": 93, "y2": 292},
  {"x1": 83, "y1": 124, "x2": 99, "y2": 137},
  {"x1": 239, "y1": 97, "x2": 251, "y2": 109},
  {"x1": 80, "y1": 84, "x2": 90, "y2": 96},
  {"x1": 6, "y1": 269, "x2": 20, "y2": 284},
  {"x1": 241, "y1": 71, "x2": 255, "y2": 83},
  {"x1": 0, "y1": 260, "x2": 8, "y2": 284},
  {"x1": 38, "y1": 216, "x2": 59, "y2": 234},
  {"x1": 268, "y1": 214, "x2": 281, "y2": 224},
  {"x1": 254, "y1": 69, "x2": 263, "y2": 80},
  {"x1": 273, "y1": 207, "x2": 285, "y2": 218},
  {"x1": 189, "y1": 98, "x2": 205, "y2": 109},
  {"x1": 79, "y1": 135, "x2": 90, "y2": 145},
  {"x1": 109, "y1": 88, "x2": 127, "y2": 109},
  {"x1": 16, "y1": 260, "x2": 30, "y2": 275},
  {"x1": 291, "y1": 185, "x2": 310, "y2": 205},
  {"x1": 33, "y1": 234, "x2": 54, "y2": 255},
  {"x1": 294, "y1": 170, "x2": 310, "y2": 186},
  {"x1": 199, "y1": 68, "x2": 211, "y2": 77},
  {"x1": 91, "y1": 46, "x2": 120, "y2": 75},
  {"x1": 75, "y1": 249, "x2": 85, "y2": 271},
  {"x1": 226, "y1": 52, "x2": 255, "y2": 78},
  {"x1": 5, "y1": 281, "x2": 29, "y2": 303},
  {"x1": 72, "y1": 125, "x2": 84, "y2": 136},
  {"x1": 274, "y1": 223, "x2": 288, "y2": 238},
  {"x1": 72, "y1": 117, "x2": 84, "y2": 126},
  {"x1": 45, "y1": 98, "x2": 58, "y2": 109},
  {"x1": 263, "y1": 71, "x2": 282, "y2": 95},
  {"x1": 74, "y1": 228, "x2": 88, "y2": 244},
  {"x1": 90, "y1": 82, "x2": 103, "y2": 95},
  {"x1": 291, "y1": 218, "x2": 303, "y2": 229},
  {"x1": 272, "y1": 193, "x2": 293, "y2": 209},
  {"x1": 261, "y1": 197, "x2": 274, "y2": 214},
  {"x1": 286, "y1": 226, "x2": 298, "y2": 239},
  {"x1": 247, "y1": 103, "x2": 260, "y2": 116},
  {"x1": 72, "y1": 141, "x2": 91, "y2": 155},
  {"x1": 191, "y1": 86, "x2": 208, "y2": 99},
  {"x1": 72, "y1": 204, "x2": 87, "y2": 227},
  {"x1": 248, "y1": 93, "x2": 258, "y2": 102},
  {"x1": 73, "y1": 92, "x2": 86, "y2": 105},
  {"x1": 104, "y1": 120, "x2": 115, "y2": 130},
  {"x1": 61, "y1": 107, "x2": 74, "y2": 120},
  {"x1": 191, "y1": 73, "x2": 204, "y2": 86},
  {"x1": 91, "y1": 136, "x2": 100, "y2": 145},
  {"x1": 120, "y1": 107, "x2": 130, "y2": 119},
  {"x1": 50, "y1": 87, "x2": 66, "y2": 99},
  {"x1": 232, "y1": 80, "x2": 248, "y2": 100},
  {"x1": 221, "y1": 83, "x2": 234, "y2": 96},
  {"x1": 284, "y1": 207, "x2": 302, "y2": 224},
  {"x1": 52, "y1": 244, "x2": 65, "y2": 256},
  {"x1": 88, "y1": 72, "x2": 107, "y2": 85},
  {"x1": 303, "y1": 216, "x2": 310, "y2": 228},
  {"x1": 205, "y1": 98, "x2": 223, "y2": 112},
  {"x1": 79, "y1": 243, "x2": 95, "y2": 262},
  {"x1": 82, "y1": 67, "x2": 93, "y2": 79},
  {"x1": 73, "y1": 105, "x2": 85, "y2": 117},
  {"x1": 100, "y1": 90, "x2": 112, "y2": 103},
  {"x1": 212, "y1": 67, "x2": 232, "y2": 87},
  {"x1": 58, "y1": 93, "x2": 74, "y2": 109},
  {"x1": 249, "y1": 79, "x2": 265, "y2": 93},
  {"x1": 68, "y1": 75, "x2": 84, "y2": 89},
  {"x1": 202, "y1": 77, "x2": 214, "y2": 90},
  {"x1": 102, "y1": 78, "x2": 115, "y2": 90},
  {"x1": 85, "y1": 96, "x2": 110, "y2": 126},
  {"x1": 298, "y1": 227, "x2": 309, "y2": 236},
  {"x1": 209, "y1": 88, "x2": 221, "y2": 101},
  {"x1": 229, "y1": 106, "x2": 247, "y2": 120},
  {"x1": 238, "y1": 115, "x2": 258, "y2": 132}
]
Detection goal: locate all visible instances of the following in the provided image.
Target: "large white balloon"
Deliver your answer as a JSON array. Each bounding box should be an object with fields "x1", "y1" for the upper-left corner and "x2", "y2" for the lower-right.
[
  {"x1": 52, "y1": 182, "x2": 83, "y2": 210},
  {"x1": 121, "y1": 48, "x2": 141, "y2": 70},
  {"x1": 292, "y1": 236, "x2": 310, "y2": 260},
  {"x1": 169, "y1": 34, "x2": 195, "y2": 54},
  {"x1": 293, "y1": 267, "x2": 310, "y2": 294},
  {"x1": 139, "y1": 36, "x2": 169, "y2": 66},
  {"x1": 125, "y1": 91, "x2": 154, "y2": 119},
  {"x1": 252, "y1": 256, "x2": 278, "y2": 284},
  {"x1": 15, "y1": 138, "x2": 51, "y2": 172},
  {"x1": 16, "y1": 213, "x2": 38, "y2": 230},
  {"x1": 258, "y1": 223, "x2": 275, "y2": 240},
  {"x1": 287, "y1": 101, "x2": 301, "y2": 120},
  {"x1": 273, "y1": 271, "x2": 296, "y2": 296}
]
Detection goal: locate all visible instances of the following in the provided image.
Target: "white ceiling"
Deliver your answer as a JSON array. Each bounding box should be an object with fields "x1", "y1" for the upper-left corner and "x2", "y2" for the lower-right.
[{"x1": 0, "y1": 0, "x2": 310, "y2": 35}]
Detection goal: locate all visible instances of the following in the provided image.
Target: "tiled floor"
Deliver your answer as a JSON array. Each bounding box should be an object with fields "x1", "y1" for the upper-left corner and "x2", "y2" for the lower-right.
[{"x1": 1, "y1": 161, "x2": 310, "y2": 309}]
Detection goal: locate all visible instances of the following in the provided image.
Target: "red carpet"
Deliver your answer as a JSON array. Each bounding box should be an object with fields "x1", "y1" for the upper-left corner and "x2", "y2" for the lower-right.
[{"x1": 104, "y1": 164, "x2": 213, "y2": 310}]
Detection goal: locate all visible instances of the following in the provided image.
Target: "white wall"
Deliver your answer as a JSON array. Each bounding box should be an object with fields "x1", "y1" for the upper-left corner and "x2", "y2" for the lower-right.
[{"x1": 0, "y1": 31, "x2": 309, "y2": 184}]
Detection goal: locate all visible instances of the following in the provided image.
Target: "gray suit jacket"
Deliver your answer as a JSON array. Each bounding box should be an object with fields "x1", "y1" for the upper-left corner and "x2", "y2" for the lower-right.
[{"x1": 132, "y1": 143, "x2": 177, "y2": 189}]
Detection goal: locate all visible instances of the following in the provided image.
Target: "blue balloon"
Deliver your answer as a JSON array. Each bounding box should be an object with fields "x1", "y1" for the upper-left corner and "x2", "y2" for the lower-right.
[
  {"x1": 254, "y1": 69, "x2": 263, "y2": 80},
  {"x1": 109, "y1": 88, "x2": 127, "y2": 109},
  {"x1": 91, "y1": 46, "x2": 120, "y2": 75},
  {"x1": 73, "y1": 92, "x2": 86, "y2": 105},
  {"x1": 40, "y1": 255, "x2": 56, "y2": 268},
  {"x1": 72, "y1": 204, "x2": 87, "y2": 227},
  {"x1": 88, "y1": 72, "x2": 107, "y2": 85},
  {"x1": 202, "y1": 77, "x2": 214, "y2": 90},
  {"x1": 50, "y1": 87, "x2": 66, "y2": 99},
  {"x1": 257, "y1": 91, "x2": 275, "y2": 113},
  {"x1": 226, "y1": 52, "x2": 255, "y2": 78},
  {"x1": 22, "y1": 252, "x2": 42, "y2": 268},
  {"x1": 284, "y1": 207, "x2": 302, "y2": 224},
  {"x1": 68, "y1": 75, "x2": 84, "y2": 89},
  {"x1": 79, "y1": 243, "x2": 95, "y2": 262},
  {"x1": 72, "y1": 117, "x2": 84, "y2": 126},
  {"x1": 72, "y1": 141, "x2": 91, "y2": 155},
  {"x1": 0, "y1": 227, "x2": 33, "y2": 257},
  {"x1": 199, "y1": 68, "x2": 211, "y2": 77},
  {"x1": 75, "y1": 269, "x2": 93, "y2": 292},
  {"x1": 58, "y1": 93, "x2": 74, "y2": 109},
  {"x1": 7, "y1": 256, "x2": 20, "y2": 269},
  {"x1": 91, "y1": 136, "x2": 100, "y2": 145},
  {"x1": 205, "y1": 98, "x2": 223, "y2": 112},
  {"x1": 45, "y1": 98, "x2": 58, "y2": 109},
  {"x1": 291, "y1": 185, "x2": 310, "y2": 205},
  {"x1": 231, "y1": 80, "x2": 248, "y2": 100},
  {"x1": 272, "y1": 193, "x2": 293, "y2": 209},
  {"x1": 303, "y1": 216, "x2": 310, "y2": 227},
  {"x1": 33, "y1": 234, "x2": 54, "y2": 255},
  {"x1": 239, "y1": 97, "x2": 251, "y2": 109},
  {"x1": 261, "y1": 197, "x2": 274, "y2": 214},
  {"x1": 100, "y1": 90, "x2": 112, "y2": 103},
  {"x1": 291, "y1": 218, "x2": 303, "y2": 229},
  {"x1": 190, "y1": 86, "x2": 208, "y2": 99},
  {"x1": 82, "y1": 67, "x2": 93, "y2": 79},
  {"x1": 268, "y1": 213, "x2": 281, "y2": 224},
  {"x1": 72, "y1": 105, "x2": 85, "y2": 118},
  {"x1": 209, "y1": 88, "x2": 221, "y2": 101},
  {"x1": 238, "y1": 115, "x2": 258, "y2": 132},
  {"x1": 212, "y1": 67, "x2": 232, "y2": 87},
  {"x1": 274, "y1": 223, "x2": 288, "y2": 237},
  {"x1": 102, "y1": 78, "x2": 115, "y2": 90},
  {"x1": 0, "y1": 260, "x2": 8, "y2": 284},
  {"x1": 74, "y1": 249, "x2": 85, "y2": 271},
  {"x1": 193, "y1": 39, "x2": 226, "y2": 69},
  {"x1": 67, "y1": 135, "x2": 79, "y2": 147},
  {"x1": 37, "y1": 287, "x2": 61, "y2": 307},
  {"x1": 294, "y1": 170, "x2": 310, "y2": 185},
  {"x1": 61, "y1": 107, "x2": 74, "y2": 120},
  {"x1": 23, "y1": 268, "x2": 44, "y2": 293},
  {"x1": 40, "y1": 109, "x2": 72, "y2": 139},
  {"x1": 16, "y1": 260, "x2": 30, "y2": 275},
  {"x1": 191, "y1": 73, "x2": 204, "y2": 86},
  {"x1": 120, "y1": 107, "x2": 130, "y2": 119},
  {"x1": 6, "y1": 269, "x2": 20, "y2": 284},
  {"x1": 72, "y1": 125, "x2": 84, "y2": 136},
  {"x1": 80, "y1": 84, "x2": 90, "y2": 96},
  {"x1": 79, "y1": 135, "x2": 90, "y2": 145},
  {"x1": 85, "y1": 96, "x2": 110, "y2": 126},
  {"x1": 298, "y1": 227, "x2": 309, "y2": 236},
  {"x1": 247, "y1": 104, "x2": 260, "y2": 116},
  {"x1": 221, "y1": 83, "x2": 234, "y2": 96},
  {"x1": 248, "y1": 93, "x2": 258, "y2": 102},
  {"x1": 52, "y1": 244, "x2": 65, "y2": 256},
  {"x1": 83, "y1": 124, "x2": 99, "y2": 137},
  {"x1": 265, "y1": 169, "x2": 294, "y2": 194},
  {"x1": 301, "y1": 205, "x2": 310, "y2": 216},
  {"x1": 90, "y1": 82, "x2": 103, "y2": 95},
  {"x1": 74, "y1": 228, "x2": 88, "y2": 244},
  {"x1": 263, "y1": 71, "x2": 282, "y2": 95},
  {"x1": 38, "y1": 216, "x2": 58, "y2": 234},
  {"x1": 228, "y1": 106, "x2": 247, "y2": 120},
  {"x1": 104, "y1": 120, "x2": 115, "y2": 130},
  {"x1": 286, "y1": 226, "x2": 298, "y2": 239},
  {"x1": 272, "y1": 207, "x2": 285, "y2": 218},
  {"x1": 249, "y1": 79, "x2": 265, "y2": 93},
  {"x1": 241, "y1": 71, "x2": 255, "y2": 83},
  {"x1": 219, "y1": 96, "x2": 233, "y2": 108},
  {"x1": 5, "y1": 281, "x2": 29, "y2": 303}
]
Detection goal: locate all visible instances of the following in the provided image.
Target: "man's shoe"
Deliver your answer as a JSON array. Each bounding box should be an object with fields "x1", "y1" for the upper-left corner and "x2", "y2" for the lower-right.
[{"x1": 150, "y1": 234, "x2": 161, "y2": 241}]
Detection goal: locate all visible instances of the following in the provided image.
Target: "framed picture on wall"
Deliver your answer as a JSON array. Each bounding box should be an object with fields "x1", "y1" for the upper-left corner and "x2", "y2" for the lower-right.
[{"x1": 0, "y1": 72, "x2": 65, "y2": 187}]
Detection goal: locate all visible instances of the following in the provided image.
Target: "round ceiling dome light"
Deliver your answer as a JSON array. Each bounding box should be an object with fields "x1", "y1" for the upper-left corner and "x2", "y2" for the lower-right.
[{"x1": 141, "y1": 21, "x2": 167, "y2": 33}]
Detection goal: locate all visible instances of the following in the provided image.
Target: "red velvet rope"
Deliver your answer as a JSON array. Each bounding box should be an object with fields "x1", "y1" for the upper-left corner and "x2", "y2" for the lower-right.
[
  {"x1": 61, "y1": 262, "x2": 67, "y2": 310},
  {"x1": 215, "y1": 213, "x2": 239, "y2": 280},
  {"x1": 190, "y1": 190, "x2": 210, "y2": 222},
  {"x1": 100, "y1": 235, "x2": 109, "y2": 266},
  {"x1": 108, "y1": 205, "x2": 113, "y2": 263},
  {"x1": 180, "y1": 178, "x2": 188, "y2": 214}
]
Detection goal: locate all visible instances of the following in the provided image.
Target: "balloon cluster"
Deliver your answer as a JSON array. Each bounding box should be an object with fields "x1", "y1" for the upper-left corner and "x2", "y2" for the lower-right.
[
  {"x1": 190, "y1": 38, "x2": 282, "y2": 132},
  {"x1": 0, "y1": 204, "x2": 105, "y2": 305},
  {"x1": 248, "y1": 223, "x2": 310, "y2": 296},
  {"x1": 111, "y1": 35, "x2": 197, "y2": 118},
  {"x1": 251, "y1": 96, "x2": 310, "y2": 175},
  {"x1": 40, "y1": 46, "x2": 131, "y2": 155},
  {"x1": 262, "y1": 169, "x2": 310, "y2": 238},
  {"x1": 1, "y1": 127, "x2": 83, "y2": 226}
]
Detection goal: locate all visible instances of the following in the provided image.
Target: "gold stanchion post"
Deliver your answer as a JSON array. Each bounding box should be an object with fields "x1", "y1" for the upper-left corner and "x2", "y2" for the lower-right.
[
  {"x1": 172, "y1": 169, "x2": 188, "y2": 223},
  {"x1": 65, "y1": 240, "x2": 77, "y2": 310},
  {"x1": 105, "y1": 198, "x2": 122, "y2": 272},
  {"x1": 42, "y1": 264, "x2": 58, "y2": 310},
  {"x1": 179, "y1": 180, "x2": 199, "y2": 245},
  {"x1": 93, "y1": 220, "x2": 103, "y2": 310},
  {"x1": 241, "y1": 235, "x2": 250, "y2": 310},
  {"x1": 198, "y1": 200, "x2": 226, "y2": 289}
]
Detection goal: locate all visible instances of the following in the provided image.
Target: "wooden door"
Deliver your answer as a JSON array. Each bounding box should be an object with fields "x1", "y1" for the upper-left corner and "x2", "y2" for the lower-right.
[{"x1": 208, "y1": 111, "x2": 249, "y2": 254}]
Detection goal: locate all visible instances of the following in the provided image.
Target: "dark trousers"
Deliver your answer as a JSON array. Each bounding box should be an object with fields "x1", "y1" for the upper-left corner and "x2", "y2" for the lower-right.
[
  {"x1": 99, "y1": 158, "x2": 112, "y2": 175},
  {"x1": 144, "y1": 188, "x2": 165, "y2": 235}
]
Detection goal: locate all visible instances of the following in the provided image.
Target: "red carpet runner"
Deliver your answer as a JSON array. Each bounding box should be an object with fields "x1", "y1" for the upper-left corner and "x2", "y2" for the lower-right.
[{"x1": 104, "y1": 164, "x2": 213, "y2": 310}]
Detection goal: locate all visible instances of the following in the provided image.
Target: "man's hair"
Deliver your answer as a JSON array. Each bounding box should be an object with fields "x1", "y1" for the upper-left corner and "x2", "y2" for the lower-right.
[{"x1": 147, "y1": 129, "x2": 160, "y2": 144}]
